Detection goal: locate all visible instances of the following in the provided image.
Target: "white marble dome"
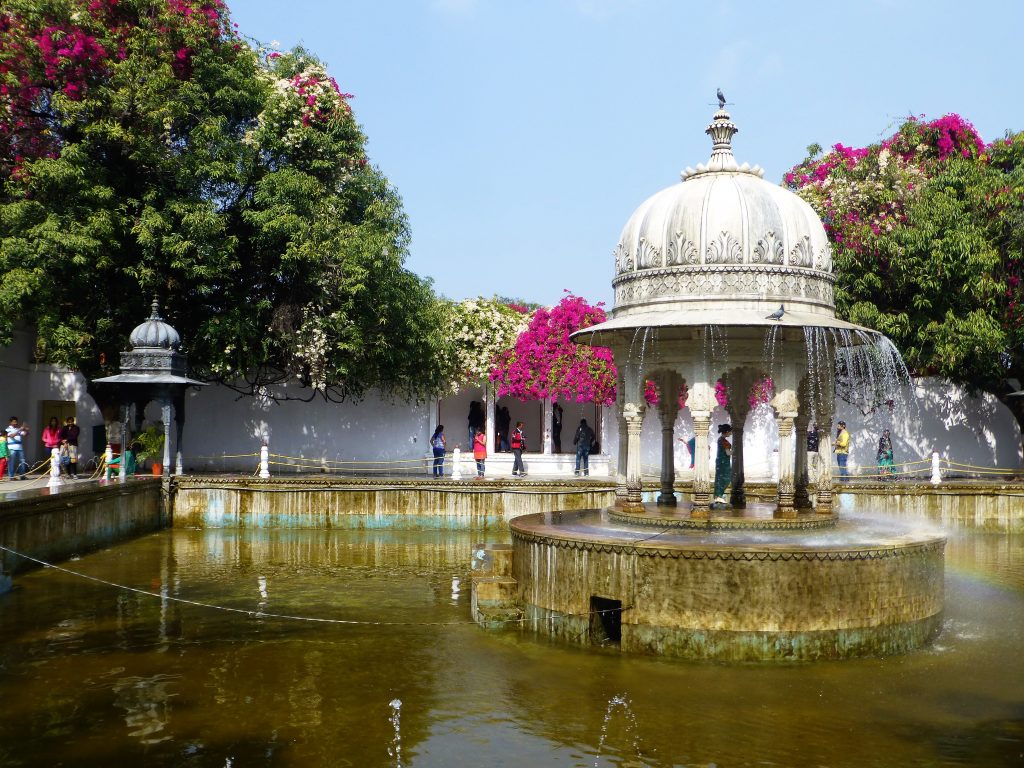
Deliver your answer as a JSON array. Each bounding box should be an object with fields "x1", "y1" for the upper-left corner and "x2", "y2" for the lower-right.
[
  {"x1": 129, "y1": 299, "x2": 181, "y2": 350},
  {"x1": 609, "y1": 107, "x2": 838, "y2": 326}
]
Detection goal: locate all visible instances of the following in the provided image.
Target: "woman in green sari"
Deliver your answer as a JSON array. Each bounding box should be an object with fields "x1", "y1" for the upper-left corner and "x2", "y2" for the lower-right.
[
  {"x1": 713, "y1": 424, "x2": 733, "y2": 505},
  {"x1": 876, "y1": 429, "x2": 895, "y2": 479}
]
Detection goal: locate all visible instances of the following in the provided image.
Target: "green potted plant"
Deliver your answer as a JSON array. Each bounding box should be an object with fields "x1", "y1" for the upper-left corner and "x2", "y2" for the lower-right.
[{"x1": 133, "y1": 426, "x2": 166, "y2": 475}]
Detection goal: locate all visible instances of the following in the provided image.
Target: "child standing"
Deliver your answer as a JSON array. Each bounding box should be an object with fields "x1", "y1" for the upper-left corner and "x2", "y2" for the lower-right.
[
  {"x1": 0, "y1": 431, "x2": 7, "y2": 480},
  {"x1": 57, "y1": 442, "x2": 75, "y2": 479}
]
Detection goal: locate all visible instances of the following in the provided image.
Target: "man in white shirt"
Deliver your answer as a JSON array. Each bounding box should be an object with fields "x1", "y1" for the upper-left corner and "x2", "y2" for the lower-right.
[{"x1": 6, "y1": 417, "x2": 28, "y2": 480}]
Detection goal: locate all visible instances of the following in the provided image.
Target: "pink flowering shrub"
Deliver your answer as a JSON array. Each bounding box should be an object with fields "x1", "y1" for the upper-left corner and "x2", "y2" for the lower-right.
[
  {"x1": 489, "y1": 292, "x2": 617, "y2": 405},
  {"x1": 714, "y1": 378, "x2": 728, "y2": 407},
  {"x1": 713, "y1": 376, "x2": 773, "y2": 410},
  {"x1": 784, "y1": 114, "x2": 986, "y2": 258},
  {"x1": 643, "y1": 379, "x2": 658, "y2": 405},
  {"x1": 643, "y1": 379, "x2": 690, "y2": 409},
  {"x1": 750, "y1": 377, "x2": 774, "y2": 407}
]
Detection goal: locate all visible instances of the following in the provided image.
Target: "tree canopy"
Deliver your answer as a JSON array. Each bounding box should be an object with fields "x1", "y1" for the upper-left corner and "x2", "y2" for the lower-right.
[
  {"x1": 784, "y1": 116, "x2": 1024, "y2": 409},
  {"x1": 0, "y1": 0, "x2": 447, "y2": 401}
]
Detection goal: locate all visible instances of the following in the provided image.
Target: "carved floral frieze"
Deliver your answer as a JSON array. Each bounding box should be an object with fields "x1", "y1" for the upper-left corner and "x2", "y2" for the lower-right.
[
  {"x1": 753, "y1": 231, "x2": 784, "y2": 264},
  {"x1": 666, "y1": 233, "x2": 699, "y2": 266},
  {"x1": 706, "y1": 231, "x2": 742, "y2": 264},
  {"x1": 612, "y1": 265, "x2": 835, "y2": 306},
  {"x1": 635, "y1": 237, "x2": 662, "y2": 269},
  {"x1": 615, "y1": 229, "x2": 831, "y2": 275}
]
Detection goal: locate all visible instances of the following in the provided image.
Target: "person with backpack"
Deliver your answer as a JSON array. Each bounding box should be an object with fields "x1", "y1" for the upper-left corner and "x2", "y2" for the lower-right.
[
  {"x1": 430, "y1": 424, "x2": 446, "y2": 477},
  {"x1": 573, "y1": 418, "x2": 596, "y2": 477},
  {"x1": 510, "y1": 421, "x2": 526, "y2": 477}
]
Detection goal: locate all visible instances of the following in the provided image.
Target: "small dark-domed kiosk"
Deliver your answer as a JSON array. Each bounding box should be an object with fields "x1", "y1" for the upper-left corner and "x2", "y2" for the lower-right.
[{"x1": 93, "y1": 299, "x2": 205, "y2": 477}]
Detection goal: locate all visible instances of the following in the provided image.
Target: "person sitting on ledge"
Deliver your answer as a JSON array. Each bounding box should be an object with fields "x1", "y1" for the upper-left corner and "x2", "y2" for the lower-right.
[{"x1": 104, "y1": 445, "x2": 137, "y2": 480}]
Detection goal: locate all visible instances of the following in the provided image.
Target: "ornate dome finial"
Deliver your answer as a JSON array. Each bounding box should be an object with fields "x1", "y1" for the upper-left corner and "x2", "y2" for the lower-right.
[
  {"x1": 129, "y1": 296, "x2": 181, "y2": 351},
  {"x1": 681, "y1": 105, "x2": 765, "y2": 180},
  {"x1": 706, "y1": 107, "x2": 739, "y2": 169}
]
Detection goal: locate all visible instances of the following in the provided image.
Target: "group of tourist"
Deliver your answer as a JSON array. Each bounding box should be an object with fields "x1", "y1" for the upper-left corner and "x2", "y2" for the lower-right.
[
  {"x1": 427, "y1": 411, "x2": 597, "y2": 479},
  {"x1": 0, "y1": 415, "x2": 80, "y2": 481},
  {"x1": 42, "y1": 416, "x2": 82, "y2": 479},
  {"x1": 706, "y1": 419, "x2": 898, "y2": 505},
  {"x1": 831, "y1": 422, "x2": 897, "y2": 481}
]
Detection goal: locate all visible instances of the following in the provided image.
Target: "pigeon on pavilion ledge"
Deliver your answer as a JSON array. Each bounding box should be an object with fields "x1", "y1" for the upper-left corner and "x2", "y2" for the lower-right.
[{"x1": 766, "y1": 304, "x2": 785, "y2": 321}]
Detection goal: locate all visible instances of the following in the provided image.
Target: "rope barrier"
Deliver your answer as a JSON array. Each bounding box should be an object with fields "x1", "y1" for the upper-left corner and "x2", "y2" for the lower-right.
[
  {"x1": 187, "y1": 452, "x2": 261, "y2": 461},
  {"x1": 943, "y1": 458, "x2": 1021, "y2": 472},
  {"x1": 0, "y1": 458, "x2": 53, "y2": 490},
  {"x1": 0, "y1": 544, "x2": 630, "y2": 628},
  {"x1": 267, "y1": 461, "x2": 430, "y2": 474}
]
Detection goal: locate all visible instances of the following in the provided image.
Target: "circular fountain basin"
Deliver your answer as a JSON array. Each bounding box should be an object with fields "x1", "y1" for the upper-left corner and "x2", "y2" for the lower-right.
[
  {"x1": 607, "y1": 501, "x2": 838, "y2": 531},
  {"x1": 510, "y1": 509, "x2": 945, "y2": 661}
]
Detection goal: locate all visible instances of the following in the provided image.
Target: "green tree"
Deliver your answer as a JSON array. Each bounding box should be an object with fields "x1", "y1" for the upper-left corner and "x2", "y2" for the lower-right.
[
  {"x1": 0, "y1": 0, "x2": 446, "y2": 402},
  {"x1": 785, "y1": 116, "x2": 1024, "y2": 431}
]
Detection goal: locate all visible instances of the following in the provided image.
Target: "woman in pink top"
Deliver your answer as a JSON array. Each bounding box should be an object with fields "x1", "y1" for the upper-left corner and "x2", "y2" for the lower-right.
[{"x1": 42, "y1": 417, "x2": 62, "y2": 452}]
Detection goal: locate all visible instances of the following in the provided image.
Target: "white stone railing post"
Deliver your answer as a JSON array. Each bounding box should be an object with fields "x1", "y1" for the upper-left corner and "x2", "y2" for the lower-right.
[
  {"x1": 451, "y1": 446, "x2": 462, "y2": 479},
  {"x1": 104, "y1": 443, "x2": 113, "y2": 483},
  {"x1": 930, "y1": 450, "x2": 941, "y2": 485},
  {"x1": 48, "y1": 447, "x2": 62, "y2": 489},
  {"x1": 259, "y1": 443, "x2": 270, "y2": 479}
]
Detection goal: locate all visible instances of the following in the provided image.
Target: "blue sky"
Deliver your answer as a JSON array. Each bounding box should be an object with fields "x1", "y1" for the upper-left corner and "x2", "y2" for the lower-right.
[{"x1": 231, "y1": 0, "x2": 1024, "y2": 309}]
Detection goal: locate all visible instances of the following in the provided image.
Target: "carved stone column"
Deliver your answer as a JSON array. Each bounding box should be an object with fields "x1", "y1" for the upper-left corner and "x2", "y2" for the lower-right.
[
  {"x1": 623, "y1": 402, "x2": 646, "y2": 512},
  {"x1": 724, "y1": 367, "x2": 756, "y2": 509},
  {"x1": 771, "y1": 388, "x2": 799, "y2": 518},
  {"x1": 816, "y1": 417, "x2": 834, "y2": 514},
  {"x1": 813, "y1": 367, "x2": 836, "y2": 515},
  {"x1": 726, "y1": 416, "x2": 745, "y2": 508},
  {"x1": 793, "y1": 381, "x2": 811, "y2": 509},
  {"x1": 615, "y1": 369, "x2": 628, "y2": 503},
  {"x1": 160, "y1": 399, "x2": 173, "y2": 476},
  {"x1": 119, "y1": 403, "x2": 129, "y2": 483},
  {"x1": 688, "y1": 380, "x2": 714, "y2": 519},
  {"x1": 656, "y1": 371, "x2": 683, "y2": 506},
  {"x1": 484, "y1": 384, "x2": 495, "y2": 460}
]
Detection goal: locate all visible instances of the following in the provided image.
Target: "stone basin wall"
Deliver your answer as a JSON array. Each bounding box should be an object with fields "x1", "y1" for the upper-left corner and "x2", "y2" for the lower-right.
[
  {"x1": 172, "y1": 476, "x2": 617, "y2": 530},
  {"x1": 835, "y1": 483, "x2": 1024, "y2": 532},
  {"x1": 0, "y1": 479, "x2": 164, "y2": 576},
  {"x1": 663, "y1": 481, "x2": 1024, "y2": 532},
  {"x1": 510, "y1": 516, "x2": 947, "y2": 661}
]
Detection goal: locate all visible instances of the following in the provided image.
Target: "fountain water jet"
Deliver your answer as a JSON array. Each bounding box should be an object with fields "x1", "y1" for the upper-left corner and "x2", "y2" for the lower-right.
[{"x1": 493, "y1": 104, "x2": 945, "y2": 661}]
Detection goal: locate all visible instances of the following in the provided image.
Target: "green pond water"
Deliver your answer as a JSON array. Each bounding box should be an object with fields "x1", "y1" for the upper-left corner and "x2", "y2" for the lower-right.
[{"x1": 0, "y1": 519, "x2": 1021, "y2": 767}]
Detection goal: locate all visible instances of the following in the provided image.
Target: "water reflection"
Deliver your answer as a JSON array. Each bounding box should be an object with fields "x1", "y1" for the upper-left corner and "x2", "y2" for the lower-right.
[
  {"x1": 112, "y1": 673, "x2": 178, "y2": 744},
  {"x1": 0, "y1": 525, "x2": 1020, "y2": 766}
]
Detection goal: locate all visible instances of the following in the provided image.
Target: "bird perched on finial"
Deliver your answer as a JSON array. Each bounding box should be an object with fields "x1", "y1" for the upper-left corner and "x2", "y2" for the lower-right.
[
  {"x1": 766, "y1": 304, "x2": 785, "y2": 321},
  {"x1": 716, "y1": 88, "x2": 726, "y2": 109}
]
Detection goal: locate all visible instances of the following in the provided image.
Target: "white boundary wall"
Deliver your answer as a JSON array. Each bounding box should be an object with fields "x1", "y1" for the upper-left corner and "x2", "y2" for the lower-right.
[{"x1": 1, "y1": 330, "x2": 1021, "y2": 475}]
